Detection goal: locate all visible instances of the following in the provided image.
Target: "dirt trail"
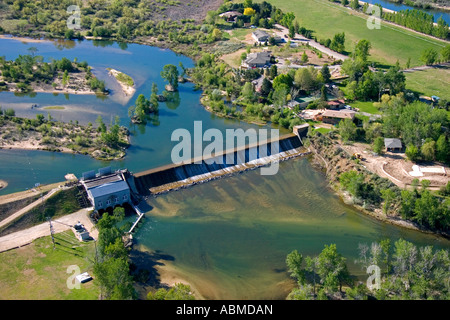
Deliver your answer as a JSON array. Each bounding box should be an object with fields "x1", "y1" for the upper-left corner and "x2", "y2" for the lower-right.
[{"x1": 0, "y1": 182, "x2": 64, "y2": 206}]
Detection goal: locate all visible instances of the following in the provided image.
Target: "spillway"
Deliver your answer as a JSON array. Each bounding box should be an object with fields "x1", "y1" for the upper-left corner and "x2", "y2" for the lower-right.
[{"x1": 132, "y1": 133, "x2": 310, "y2": 196}]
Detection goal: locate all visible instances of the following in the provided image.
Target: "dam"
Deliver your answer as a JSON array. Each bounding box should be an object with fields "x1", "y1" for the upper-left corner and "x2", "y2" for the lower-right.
[{"x1": 130, "y1": 130, "x2": 309, "y2": 196}]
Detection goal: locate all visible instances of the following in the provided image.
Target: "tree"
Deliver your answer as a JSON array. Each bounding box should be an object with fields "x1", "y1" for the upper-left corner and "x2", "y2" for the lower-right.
[
  {"x1": 241, "y1": 82, "x2": 255, "y2": 101},
  {"x1": 373, "y1": 136, "x2": 384, "y2": 154},
  {"x1": 320, "y1": 64, "x2": 331, "y2": 83},
  {"x1": 421, "y1": 140, "x2": 436, "y2": 161},
  {"x1": 405, "y1": 143, "x2": 419, "y2": 162},
  {"x1": 260, "y1": 77, "x2": 272, "y2": 97},
  {"x1": 94, "y1": 210, "x2": 136, "y2": 300},
  {"x1": 160, "y1": 64, "x2": 179, "y2": 91},
  {"x1": 316, "y1": 244, "x2": 351, "y2": 293},
  {"x1": 339, "y1": 118, "x2": 357, "y2": 142},
  {"x1": 381, "y1": 188, "x2": 396, "y2": 215},
  {"x1": 420, "y1": 48, "x2": 438, "y2": 66},
  {"x1": 147, "y1": 283, "x2": 195, "y2": 300},
  {"x1": 272, "y1": 74, "x2": 293, "y2": 90},
  {"x1": 243, "y1": 7, "x2": 256, "y2": 16},
  {"x1": 353, "y1": 39, "x2": 371, "y2": 62},
  {"x1": 330, "y1": 32, "x2": 345, "y2": 53},
  {"x1": 301, "y1": 51, "x2": 309, "y2": 64},
  {"x1": 289, "y1": 25, "x2": 295, "y2": 38},
  {"x1": 436, "y1": 135, "x2": 449, "y2": 163},
  {"x1": 351, "y1": 0, "x2": 360, "y2": 10},
  {"x1": 286, "y1": 250, "x2": 306, "y2": 284},
  {"x1": 441, "y1": 45, "x2": 450, "y2": 62}
]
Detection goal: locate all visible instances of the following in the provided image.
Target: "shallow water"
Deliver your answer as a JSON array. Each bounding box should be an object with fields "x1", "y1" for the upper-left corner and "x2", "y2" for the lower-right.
[{"x1": 133, "y1": 158, "x2": 450, "y2": 299}]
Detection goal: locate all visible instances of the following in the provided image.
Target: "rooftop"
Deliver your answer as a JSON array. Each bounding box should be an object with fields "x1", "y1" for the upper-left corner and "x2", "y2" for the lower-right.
[
  {"x1": 87, "y1": 180, "x2": 130, "y2": 199},
  {"x1": 322, "y1": 109, "x2": 356, "y2": 119},
  {"x1": 245, "y1": 51, "x2": 272, "y2": 65},
  {"x1": 83, "y1": 173, "x2": 123, "y2": 189},
  {"x1": 252, "y1": 30, "x2": 269, "y2": 39},
  {"x1": 384, "y1": 138, "x2": 402, "y2": 149}
]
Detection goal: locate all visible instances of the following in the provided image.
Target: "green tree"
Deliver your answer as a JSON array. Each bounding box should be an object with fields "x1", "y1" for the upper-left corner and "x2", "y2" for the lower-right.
[
  {"x1": 420, "y1": 48, "x2": 438, "y2": 65},
  {"x1": 147, "y1": 283, "x2": 195, "y2": 300},
  {"x1": 441, "y1": 45, "x2": 450, "y2": 62},
  {"x1": 405, "y1": 143, "x2": 419, "y2": 161},
  {"x1": 301, "y1": 51, "x2": 309, "y2": 64},
  {"x1": 286, "y1": 250, "x2": 306, "y2": 284},
  {"x1": 339, "y1": 118, "x2": 357, "y2": 142},
  {"x1": 316, "y1": 244, "x2": 351, "y2": 293},
  {"x1": 373, "y1": 136, "x2": 384, "y2": 154},
  {"x1": 160, "y1": 64, "x2": 179, "y2": 91},
  {"x1": 436, "y1": 135, "x2": 449, "y2": 163},
  {"x1": 421, "y1": 140, "x2": 436, "y2": 161},
  {"x1": 320, "y1": 64, "x2": 331, "y2": 83}
]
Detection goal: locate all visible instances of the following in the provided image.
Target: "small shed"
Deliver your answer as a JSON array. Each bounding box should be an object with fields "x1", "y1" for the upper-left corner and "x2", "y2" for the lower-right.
[{"x1": 384, "y1": 138, "x2": 402, "y2": 152}]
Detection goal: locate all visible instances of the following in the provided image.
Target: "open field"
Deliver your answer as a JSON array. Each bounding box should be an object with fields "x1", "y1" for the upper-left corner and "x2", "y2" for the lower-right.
[
  {"x1": 0, "y1": 230, "x2": 99, "y2": 299},
  {"x1": 255, "y1": 0, "x2": 448, "y2": 67},
  {"x1": 404, "y1": 66, "x2": 450, "y2": 101}
]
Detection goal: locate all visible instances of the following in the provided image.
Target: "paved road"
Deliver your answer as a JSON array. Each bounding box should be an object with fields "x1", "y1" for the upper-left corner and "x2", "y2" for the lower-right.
[{"x1": 0, "y1": 208, "x2": 97, "y2": 253}]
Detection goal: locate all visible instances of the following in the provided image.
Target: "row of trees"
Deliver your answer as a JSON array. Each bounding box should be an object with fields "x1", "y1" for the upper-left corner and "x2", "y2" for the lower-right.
[
  {"x1": 286, "y1": 239, "x2": 450, "y2": 300},
  {"x1": 383, "y1": 9, "x2": 449, "y2": 40}
]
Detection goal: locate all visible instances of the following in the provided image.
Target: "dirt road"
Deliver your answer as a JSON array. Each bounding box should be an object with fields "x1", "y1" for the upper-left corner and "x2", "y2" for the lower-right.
[{"x1": 0, "y1": 208, "x2": 97, "y2": 253}]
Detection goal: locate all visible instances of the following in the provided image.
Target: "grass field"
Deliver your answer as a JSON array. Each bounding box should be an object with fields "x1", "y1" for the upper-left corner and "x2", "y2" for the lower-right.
[
  {"x1": 349, "y1": 101, "x2": 381, "y2": 114},
  {"x1": 0, "y1": 231, "x2": 99, "y2": 299},
  {"x1": 254, "y1": 0, "x2": 448, "y2": 67},
  {"x1": 404, "y1": 67, "x2": 450, "y2": 101}
]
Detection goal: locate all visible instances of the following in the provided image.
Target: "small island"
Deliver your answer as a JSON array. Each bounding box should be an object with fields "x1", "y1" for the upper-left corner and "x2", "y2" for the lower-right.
[
  {"x1": 0, "y1": 53, "x2": 107, "y2": 95},
  {"x1": 0, "y1": 109, "x2": 129, "y2": 161},
  {"x1": 107, "y1": 68, "x2": 136, "y2": 97}
]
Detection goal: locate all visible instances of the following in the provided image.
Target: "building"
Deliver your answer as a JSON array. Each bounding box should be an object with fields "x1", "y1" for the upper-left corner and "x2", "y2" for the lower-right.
[
  {"x1": 326, "y1": 99, "x2": 346, "y2": 109},
  {"x1": 243, "y1": 51, "x2": 272, "y2": 68},
  {"x1": 384, "y1": 138, "x2": 403, "y2": 152},
  {"x1": 219, "y1": 11, "x2": 242, "y2": 22},
  {"x1": 81, "y1": 167, "x2": 131, "y2": 211},
  {"x1": 321, "y1": 109, "x2": 356, "y2": 125},
  {"x1": 252, "y1": 30, "x2": 270, "y2": 43}
]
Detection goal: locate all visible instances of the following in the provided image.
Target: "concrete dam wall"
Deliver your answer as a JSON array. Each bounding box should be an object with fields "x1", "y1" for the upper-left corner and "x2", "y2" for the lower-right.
[{"x1": 132, "y1": 133, "x2": 310, "y2": 196}]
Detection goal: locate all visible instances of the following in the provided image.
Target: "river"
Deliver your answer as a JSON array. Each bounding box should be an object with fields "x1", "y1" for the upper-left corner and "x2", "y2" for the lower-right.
[
  {"x1": 0, "y1": 37, "x2": 449, "y2": 300},
  {"x1": 0, "y1": 36, "x2": 271, "y2": 194},
  {"x1": 363, "y1": 0, "x2": 450, "y2": 25}
]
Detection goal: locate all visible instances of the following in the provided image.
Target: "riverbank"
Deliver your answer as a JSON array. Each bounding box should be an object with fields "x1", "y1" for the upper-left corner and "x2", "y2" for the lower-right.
[{"x1": 307, "y1": 134, "x2": 450, "y2": 239}]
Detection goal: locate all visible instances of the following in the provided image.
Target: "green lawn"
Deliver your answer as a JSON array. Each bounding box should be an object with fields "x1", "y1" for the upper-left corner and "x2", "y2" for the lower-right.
[
  {"x1": 0, "y1": 231, "x2": 99, "y2": 299},
  {"x1": 254, "y1": 0, "x2": 447, "y2": 67},
  {"x1": 349, "y1": 101, "x2": 381, "y2": 114},
  {"x1": 404, "y1": 67, "x2": 450, "y2": 101}
]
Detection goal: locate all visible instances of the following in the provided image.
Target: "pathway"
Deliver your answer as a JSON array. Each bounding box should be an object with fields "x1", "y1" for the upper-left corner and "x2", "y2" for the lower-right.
[
  {"x1": 0, "y1": 186, "x2": 61, "y2": 230},
  {"x1": 0, "y1": 208, "x2": 97, "y2": 253}
]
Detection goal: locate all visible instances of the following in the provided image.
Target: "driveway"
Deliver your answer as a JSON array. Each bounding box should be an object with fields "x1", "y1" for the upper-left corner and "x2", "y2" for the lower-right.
[{"x1": 273, "y1": 24, "x2": 349, "y2": 62}]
